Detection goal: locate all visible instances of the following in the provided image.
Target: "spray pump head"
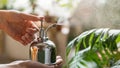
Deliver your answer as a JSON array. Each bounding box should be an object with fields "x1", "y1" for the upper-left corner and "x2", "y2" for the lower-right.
[{"x1": 39, "y1": 19, "x2": 57, "y2": 41}]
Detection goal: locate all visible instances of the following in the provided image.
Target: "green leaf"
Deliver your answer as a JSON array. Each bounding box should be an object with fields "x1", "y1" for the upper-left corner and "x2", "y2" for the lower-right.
[{"x1": 66, "y1": 28, "x2": 120, "y2": 68}]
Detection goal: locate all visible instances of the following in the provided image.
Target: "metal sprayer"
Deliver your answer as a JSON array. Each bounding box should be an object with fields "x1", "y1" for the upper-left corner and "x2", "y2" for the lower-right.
[{"x1": 29, "y1": 19, "x2": 57, "y2": 65}]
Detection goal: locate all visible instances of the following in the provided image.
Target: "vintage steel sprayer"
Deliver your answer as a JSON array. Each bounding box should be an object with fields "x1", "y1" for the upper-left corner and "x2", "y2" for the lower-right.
[{"x1": 29, "y1": 19, "x2": 56, "y2": 65}]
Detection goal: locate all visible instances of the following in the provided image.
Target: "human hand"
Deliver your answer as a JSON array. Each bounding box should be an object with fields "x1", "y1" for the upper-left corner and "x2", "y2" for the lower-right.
[
  {"x1": 0, "y1": 56, "x2": 63, "y2": 68},
  {"x1": 0, "y1": 10, "x2": 42, "y2": 45}
]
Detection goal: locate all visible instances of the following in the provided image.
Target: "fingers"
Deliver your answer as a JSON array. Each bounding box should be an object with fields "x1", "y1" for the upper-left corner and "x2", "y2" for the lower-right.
[
  {"x1": 17, "y1": 56, "x2": 63, "y2": 68},
  {"x1": 51, "y1": 56, "x2": 63, "y2": 68},
  {"x1": 27, "y1": 21, "x2": 39, "y2": 31},
  {"x1": 20, "y1": 21, "x2": 39, "y2": 45},
  {"x1": 55, "y1": 56, "x2": 63, "y2": 65},
  {"x1": 20, "y1": 12, "x2": 44, "y2": 21},
  {"x1": 26, "y1": 28, "x2": 38, "y2": 35},
  {"x1": 21, "y1": 27, "x2": 38, "y2": 45},
  {"x1": 21, "y1": 21, "x2": 39, "y2": 45},
  {"x1": 21, "y1": 33, "x2": 36, "y2": 45}
]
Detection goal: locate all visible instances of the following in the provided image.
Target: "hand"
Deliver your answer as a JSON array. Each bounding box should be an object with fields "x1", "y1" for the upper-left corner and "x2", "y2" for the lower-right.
[
  {"x1": 0, "y1": 10, "x2": 42, "y2": 45},
  {"x1": 0, "y1": 56, "x2": 63, "y2": 68}
]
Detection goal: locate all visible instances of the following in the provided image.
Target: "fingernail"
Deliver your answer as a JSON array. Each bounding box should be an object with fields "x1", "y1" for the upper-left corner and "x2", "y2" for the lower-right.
[
  {"x1": 56, "y1": 56, "x2": 62, "y2": 59},
  {"x1": 26, "y1": 28, "x2": 38, "y2": 34},
  {"x1": 32, "y1": 28, "x2": 38, "y2": 32}
]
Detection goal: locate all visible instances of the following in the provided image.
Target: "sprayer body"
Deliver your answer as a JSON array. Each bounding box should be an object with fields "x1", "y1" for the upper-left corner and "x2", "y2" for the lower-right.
[
  {"x1": 29, "y1": 19, "x2": 57, "y2": 65},
  {"x1": 30, "y1": 37, "x2": 56, "y2": 65}
]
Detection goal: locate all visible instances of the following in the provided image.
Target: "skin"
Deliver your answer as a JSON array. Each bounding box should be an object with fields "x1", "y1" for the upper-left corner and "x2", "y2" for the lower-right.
[
  {"x1": 0, "y1": 56, "x2": 63, "y2": 68},
  {"x1": 0, "y1": 10, "x2": 42, "y2": 45},
  {"x1": 0, "y1": 10, "x2": 63, "y2": 68}
]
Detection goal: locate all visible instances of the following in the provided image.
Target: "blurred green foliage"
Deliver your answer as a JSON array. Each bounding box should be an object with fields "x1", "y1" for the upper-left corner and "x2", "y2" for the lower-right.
[
  {"x1": 0, "y1": 0, "x2": 16, "y2": 9},
  {"x1": 66, "y1": 28, "x2": 120, "y2": 68}
]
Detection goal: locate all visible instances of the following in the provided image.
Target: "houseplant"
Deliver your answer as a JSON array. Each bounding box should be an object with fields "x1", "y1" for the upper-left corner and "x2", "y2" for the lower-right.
[{"x1": 66, "y1": 28, "x2": 120, "y2": 68}]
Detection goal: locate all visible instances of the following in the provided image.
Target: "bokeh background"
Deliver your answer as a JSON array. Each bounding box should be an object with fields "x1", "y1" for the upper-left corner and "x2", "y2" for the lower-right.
[{"x1": 0, "y1": 0, "x2": 120, "y2": 66}]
